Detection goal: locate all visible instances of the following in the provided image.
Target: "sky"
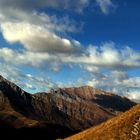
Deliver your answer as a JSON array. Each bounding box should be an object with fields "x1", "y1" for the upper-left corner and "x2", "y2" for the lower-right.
[{"x1": 0, "y1": 0, "x2": 140, "y2": 101}]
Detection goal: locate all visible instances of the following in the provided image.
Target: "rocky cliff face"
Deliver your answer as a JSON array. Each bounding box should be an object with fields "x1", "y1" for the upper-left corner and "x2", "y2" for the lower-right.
[
  {"x1": 32, "y1": 92, "x2": 114, "y2": 130},
  {"x1": 58, "y1": 86, "x2": 135, "y2": 113},
  {"x1": 0, "y1": 75, "x2": 137, "y2": 139}
]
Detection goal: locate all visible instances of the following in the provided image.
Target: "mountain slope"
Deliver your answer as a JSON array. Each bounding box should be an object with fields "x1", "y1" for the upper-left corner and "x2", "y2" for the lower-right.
[
  {"x1": 65, "y1": 104, "x2": 140, "y2": 140},
  {"x1": 0, "y1": 78, "x2": 39, "y2": 128}
]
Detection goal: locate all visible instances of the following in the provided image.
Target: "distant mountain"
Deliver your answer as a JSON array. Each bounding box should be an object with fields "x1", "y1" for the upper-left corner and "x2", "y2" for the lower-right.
[
  {"x1": 65, "y1": 103, "x2": 140, "y2": 140},
  {"x1": 0, "y1": 75, "x2": 136, "y2": 139},
  {"x1": 60, "y1": 86, "x2": 136, "y2": 113}
]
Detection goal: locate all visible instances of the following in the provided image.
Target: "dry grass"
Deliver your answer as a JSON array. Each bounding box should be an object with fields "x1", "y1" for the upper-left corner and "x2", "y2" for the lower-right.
[{"x1": 65, "y1": 104, "x2": 140, "y2": 140}]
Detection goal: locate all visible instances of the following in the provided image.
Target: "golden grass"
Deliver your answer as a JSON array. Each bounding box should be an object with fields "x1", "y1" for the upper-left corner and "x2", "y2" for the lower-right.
[{"x1": 65, "y1": 104, "x2": 140, "y2": 140}]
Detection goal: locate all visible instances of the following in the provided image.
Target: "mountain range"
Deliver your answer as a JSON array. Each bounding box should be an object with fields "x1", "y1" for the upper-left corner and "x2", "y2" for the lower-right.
[{"x1": 0, "y1": 75, "x2": 137, "y2": 139}]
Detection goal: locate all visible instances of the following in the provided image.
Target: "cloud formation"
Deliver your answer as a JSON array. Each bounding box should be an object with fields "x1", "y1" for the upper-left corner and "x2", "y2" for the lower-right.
[
  {"x1": 62, "y1": 42, "x2": 140, "y2": 70},
  {"x1": 0, "y1": 1, "x2": 82, "y2": 55},
  {"x1": 0, "y1": 62, "x2": 52, "y2": 92},
  {"x1": 1, "y1": 22, "x2": 81, "y2": 54},
  {"x1": 96, "y1": 0, "x2": 116, "y2": 15},
  {"x1": 126, "y1": 90, "x2": 140, "y2": 102},
  {"x1": 0, "y1": 0, "x2": 90, "y2": 13},
  {"x1": 0, "y1": 42, "x2": 140, "y2": 70}
]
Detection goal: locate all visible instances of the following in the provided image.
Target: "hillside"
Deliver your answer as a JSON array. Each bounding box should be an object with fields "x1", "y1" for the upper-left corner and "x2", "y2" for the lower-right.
[{"x1": 65, "y1": 104, "x2": 140, "y2": 140}]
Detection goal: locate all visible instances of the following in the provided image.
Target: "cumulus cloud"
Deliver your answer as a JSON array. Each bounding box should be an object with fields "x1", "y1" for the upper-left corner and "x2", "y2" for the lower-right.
[
  {"x1": 1, "y1": 22, "x2": 82, "y2": 54},
  {"x1": 96, "y1": 0, "x2": 116, "y2": 15},
  {"x1": 62, "y1": 42, "x2": 140, "y2": 70},
  {"x1": 0, "y1": 42, "x2": 140, "y2": 70},
  {"x1": 0, "y1": 8, "x2": 79, "y2": 34},
  {"x1": 0, "y1": 1, "x2": 83, "y2": 55}
]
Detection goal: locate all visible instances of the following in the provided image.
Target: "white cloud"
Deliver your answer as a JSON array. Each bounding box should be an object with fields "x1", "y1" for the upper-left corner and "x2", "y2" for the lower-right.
[
  {"x1": 83, "y1": 65, "x2": 99, "y2": 73},
  {"x1": 0, "y1": 42, "x2": 140, "y2": 70},
  {"x1": 0, "y1": 0, "x2": 90, "y2": 14},
  {"x1": 96, "y1": 0, "x2": 116, "y2": 15},
  {"x1": 0, "y1": 62, "x2": 22, "y2": 82},
  {"x1": 1, "y1": 42, "x2": 139, "y2": 101},
  {"x1": 122, "y1": 77, "x2": 140, "y2": 88},
  {"x1": 62, "y1": 42, "x2": 140, "y2": 70},
  {"x1": 0, "y1": 48, "x2": 50, "y2": 67},
  {"x1": 0, "y1": 3, "x2": 82, "y2": 55},
  {"x1": 0, "y1": 61, "x2": 54, "y2": 92},
  {"x1": 0, "y1": 5, "x2": 83, "y2": 57},
  {"x1": 0, "y1": 22, "x2": 82, "y2": 54},
  {"x1": 87, "y1": 78, "x2": 99, "y2": 88},
  {"x1": 126, "y1": 91, "x2": 140, "y2": 102},
  {"x1": 0, "y1": 8, "x2": 79, "y2": 34},
  {"x1": 25, "y1": 83, "x2": 35, "y2": 90},
  {"x1": 111, "y1": 71, "x2": 128, "y2": 82},
  {"x1": 1, "y1": 60, "x2": 139, "y2": 100},
  {"x1": 0, "y1": 45, "x2": 140, "y2": 100},
  {"x1": 106, "y1": 72, "x2": 140, "y2": 94},
  {"x1": 40, "y1": 0, "x2": 90, "y2": 14},
  {"x1": 86, "y1": 69, "x2": 140, "y2": 101},
  {"x1": 34, "y1": 0, "x2": 90, "y2": 13}
]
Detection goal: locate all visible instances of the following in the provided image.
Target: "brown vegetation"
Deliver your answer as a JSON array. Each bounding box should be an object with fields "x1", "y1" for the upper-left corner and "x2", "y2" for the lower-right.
[{"x1": 65, "y1": 104, "x2": 140, "y2": 140}]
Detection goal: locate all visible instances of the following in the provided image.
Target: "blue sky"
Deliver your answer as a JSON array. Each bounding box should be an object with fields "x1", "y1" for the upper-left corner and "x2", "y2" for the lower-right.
[{"x1": 0, "y1": 0, "x2": 140, "y2": 101}]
